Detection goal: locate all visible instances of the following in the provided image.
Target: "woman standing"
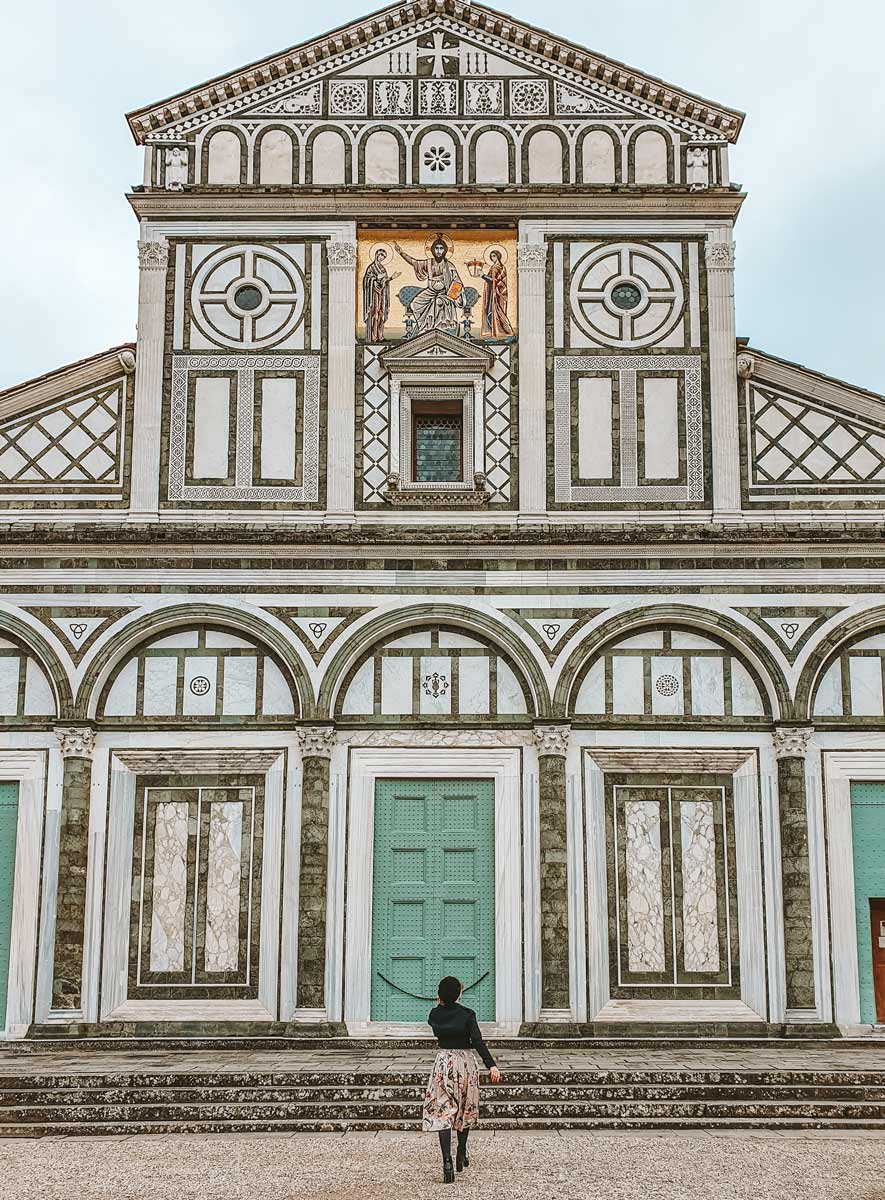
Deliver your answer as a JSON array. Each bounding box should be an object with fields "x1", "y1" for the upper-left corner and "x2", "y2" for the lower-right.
[{"x1": 422, "y1": 976, "x2": 501, "y2": 1183}]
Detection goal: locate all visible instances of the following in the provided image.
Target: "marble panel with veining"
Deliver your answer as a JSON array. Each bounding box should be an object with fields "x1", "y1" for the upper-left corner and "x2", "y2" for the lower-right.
[
  {"x1": 679, "y1": 799, "x2": 720, "y2": 974},
  {"x1": 149, "y1": 800, "x2": 190, "y2": 973},
  {"x1": 204, "y1": 800, "x2": 243, "y2": 974},
  {"x1": 623, "y1": 798, "x2": 666, "y2": 974}
]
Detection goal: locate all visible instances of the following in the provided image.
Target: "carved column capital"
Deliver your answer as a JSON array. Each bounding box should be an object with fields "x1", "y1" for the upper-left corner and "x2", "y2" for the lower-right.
[
  {"x1": 533, "y1": 723, "x2": 571, "y2": 757},
  {"x1": 705, "y1": 239, "x2": 735, "y2": 270},
  {"x1": 325, "y1": 240, "x2": 358, "y2": 271},
  {"x1": 54, "y1": 725, "x2": 96, "y2": 760},
  {"x1": 137, "y1": 240, "x2": 169, "y2": 271},
  {"x1": 737, "y1": 352, "x2": 756, "y2": 380},
  {"x1": 773, "y1": 726, "x2": 814, "y2": 760},
  {"x1": 517, "y1": 242, "x2": 548, "y2": 272},
  {"x1": 297, "y1": 724, "x2": 336, "y2": 759}
]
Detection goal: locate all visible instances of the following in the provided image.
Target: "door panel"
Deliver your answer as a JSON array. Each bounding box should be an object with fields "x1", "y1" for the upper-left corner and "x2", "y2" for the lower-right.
[
  {"x1": 371, "y1": 778, "x2": 495, "y2": 1022},
  {"x1": 870, "y1": 900, "x2": 885, "y2": 1023},
  {"x1": 0, "y1": 783, "x2": 20, "y2": 1030},
  {"x1": 850, "y1": 782, "x2": 885, "y2": 1024}
]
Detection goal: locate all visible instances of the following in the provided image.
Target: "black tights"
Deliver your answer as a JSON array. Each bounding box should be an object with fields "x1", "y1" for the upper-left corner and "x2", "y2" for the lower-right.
[{"x1": 438, "y1": 1129, "x2": 468, "y2": 1162}]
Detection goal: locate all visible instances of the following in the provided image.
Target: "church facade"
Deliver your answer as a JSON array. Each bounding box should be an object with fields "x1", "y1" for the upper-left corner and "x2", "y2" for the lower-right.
[{"x1": 0, "y1": 0, "x2": 884, "y2": 1040}]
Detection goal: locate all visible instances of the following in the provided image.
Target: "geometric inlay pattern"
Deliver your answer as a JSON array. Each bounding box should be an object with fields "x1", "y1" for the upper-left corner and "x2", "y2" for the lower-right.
[
  {"x1": 553, "y1": 355, "x2": 703, "y2": 504},
  {"x1": 735, "y1": 606, "x2": 846, "y2": 665},
  {"x1": 361, "y1": 345, "x2": 392, "y2": 503},
  {"x1": 168, "y1": 355, "x2": 320, "y2": 502},
  {"x1": 504, "y1": 607, "x2": 604, "y2": 665},
  {"x1": 24, "y1": 606, "x2": 136, "y2": 666},
  {"x1": 483, "y1": 345, "x2": 513, "y2": 502},
  {"x1": 0, "y1": 382, "x2": 124, "y2": 490},
  {"x1": 268, "y1": 607, "x2": 373, "y2": 665},
  {"x1": 748, "y1": 384, "x2": 885, "y2": 489}
]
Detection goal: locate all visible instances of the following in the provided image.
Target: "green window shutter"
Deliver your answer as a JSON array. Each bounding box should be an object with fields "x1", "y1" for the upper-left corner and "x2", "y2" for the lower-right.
[
  {"x1": 850, "y1": 782, "x2": 885, "y2": 1023},
  {"x1": 371, "y1": 778, "x2": 495, "y2": 1022},
  {"x1": 0, "y1": 784, "x2": 20, "y2": 1030}
]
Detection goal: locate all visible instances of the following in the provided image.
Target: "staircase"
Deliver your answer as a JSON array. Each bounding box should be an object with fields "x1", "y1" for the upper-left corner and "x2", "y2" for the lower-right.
[{"x1": 3, "y1": 1065, "x2": 885, "y2": 1136}]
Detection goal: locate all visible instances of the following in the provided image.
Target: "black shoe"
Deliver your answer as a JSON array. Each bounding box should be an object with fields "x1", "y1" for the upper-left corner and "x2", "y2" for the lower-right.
[
  {"x1": 456, "y1": 1148, "x2": 469, "y2": 1172},
  {"x1": 442, "y1": 1158, "x2": 455, "y2": 1184}
]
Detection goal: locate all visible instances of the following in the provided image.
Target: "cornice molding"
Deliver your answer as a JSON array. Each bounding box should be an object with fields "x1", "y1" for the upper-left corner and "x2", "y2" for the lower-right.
[
  {"x1": 127, "y1": 190, "x2": 746, "y2": 222},
  {"x1": 743, "y1": 349, "x2": 885, "y2": 426},
  {"x1": 126, "y1": 2, "x2": 743, "y2": 145},
  {"x1": 0, "y1": 346, "x2": 135, "y2": 424}
]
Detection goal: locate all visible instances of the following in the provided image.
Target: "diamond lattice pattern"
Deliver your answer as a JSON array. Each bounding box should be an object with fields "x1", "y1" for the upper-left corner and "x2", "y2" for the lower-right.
[
  {"x1": 751, "y1": 386, "x2": 885, "y2": 485},
  {"x1": 0, "y1": 384, "x2": 122, "y2": 485}
]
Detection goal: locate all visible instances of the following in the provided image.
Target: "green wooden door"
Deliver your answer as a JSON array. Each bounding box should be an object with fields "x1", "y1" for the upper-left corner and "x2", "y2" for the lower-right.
[
  {"x1": 850, "y1": 782, "x2": 885, "y2": 1023},
  {"x1": 0, "y1": 784, "x2": 19, "y2": 1030},
  {"x1": 371, "y1": 778, "x2": 495, "y2": 1022}
]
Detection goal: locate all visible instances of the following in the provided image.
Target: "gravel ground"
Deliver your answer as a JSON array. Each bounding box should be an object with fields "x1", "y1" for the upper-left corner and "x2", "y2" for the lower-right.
[{"x1": 5, "y1": 1130, "x2": 885, "y2": 1200}]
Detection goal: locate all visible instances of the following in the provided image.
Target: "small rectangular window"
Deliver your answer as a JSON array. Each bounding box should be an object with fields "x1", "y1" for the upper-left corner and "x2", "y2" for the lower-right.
[{"x1": 412, "y1": 400, "x2": 463, "y2": 482}]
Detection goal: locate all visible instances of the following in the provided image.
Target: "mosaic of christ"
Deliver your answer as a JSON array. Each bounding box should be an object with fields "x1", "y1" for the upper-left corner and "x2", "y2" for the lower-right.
[{"x1": 357, "y1": 231, "x2": 518, "y2": 343}]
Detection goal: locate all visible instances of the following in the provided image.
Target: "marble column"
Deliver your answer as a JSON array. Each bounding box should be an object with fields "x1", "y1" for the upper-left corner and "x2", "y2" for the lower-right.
[
  {"x1": 128, "y1": 240, "x2": 169, "y2": 521},
  {"x1": 704, "y1": 236, "x2": 742, "y2": 521},
  {"x1": 296, "y1": 725, "x2": 335, "y2": 1012},
  {"x1": 774, "y1": 726, "x2": 816, "y2": 1012},
  {"x1": 51, "y1": 726, "x2": 95, "y2": 1012},
  {"x1": 324, "y1": 239, "x2": 358, "y2": 524},
  {"x1": 517, "y1": 241, "x2": 549, "y2": 524},
  {"x1": 535, "y1": 723, "x2": 570, "y2": 1012}
]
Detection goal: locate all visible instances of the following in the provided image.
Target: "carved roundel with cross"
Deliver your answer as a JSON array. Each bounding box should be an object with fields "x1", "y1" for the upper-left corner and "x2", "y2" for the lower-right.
[
  {"x1": 190, "y1": 244, "x2": 306, "y2": 350},
  {"x1": 569, "y1": 243, "x2": 685, "y2": 348}
]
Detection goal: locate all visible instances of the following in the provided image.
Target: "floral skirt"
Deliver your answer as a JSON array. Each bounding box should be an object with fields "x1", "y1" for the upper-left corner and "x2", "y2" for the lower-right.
[{"x1": 421, "y1": 1049, "x2": 480, "y2": 1132}]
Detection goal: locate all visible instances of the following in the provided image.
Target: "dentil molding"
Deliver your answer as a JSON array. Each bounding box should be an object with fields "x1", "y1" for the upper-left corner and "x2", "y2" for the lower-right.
[
  {"x1": 54, "y1": 726, "x2": 96, "y2": 759},
  {"x1": 772, "y1": 726, "x2": 814, "y2": 760}
]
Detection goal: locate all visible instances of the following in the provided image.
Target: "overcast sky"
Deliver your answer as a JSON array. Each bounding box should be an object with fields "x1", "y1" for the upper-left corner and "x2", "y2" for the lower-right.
[{"x1": 2, "y1": 0, "x2": 883, "y2": 392}]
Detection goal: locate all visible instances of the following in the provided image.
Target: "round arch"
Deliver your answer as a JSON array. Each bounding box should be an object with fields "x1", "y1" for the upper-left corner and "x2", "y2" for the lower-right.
[
  {"x1": 305, "y1": 125, "x2": 353, "y2": 186},
  {"x1": 411, "y1": 124, "x2": 465, "y2": 184},
  {"x1": 317, "y1": 603, "x2": 551, "y2": 719},
  {"x1": 77, "y1": 603, "x2": 315, "y2": 721},
  {"x1": 357, "y1": 124, "x2": 408, "y2": 185},
  {"x1": 554, "y1": 603, "x2": 789, "y2": 720},
  {"x1": 521, "y1": 124, "x2": 569, "y2": 184},
  {"x1": 466, "y1": 124, "x2": 516, "y2": 184},
  {"x1": 796, "y1": 606, "x2": 885, "y2": 719},
  {"x1": 252, "y1": 125, "x2": 299, "y2": 185},
  {"x1": 0, "y1": 608, "x2": 73, "y2": 719}
]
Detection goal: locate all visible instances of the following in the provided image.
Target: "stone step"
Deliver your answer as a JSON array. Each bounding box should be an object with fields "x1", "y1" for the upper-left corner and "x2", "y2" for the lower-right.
[
  {"x1": 7, "y1": 1099, "x2": 885, "y2": 1124},
  {"x1": 12, "y1": 1032, "x2": 858, "y2": 1054},
  {"x1": 5, "y1": 1115, "x2": 885, "y2": 1138},
  {"x1": 5, "y1": 1082, "x2": 884, "y2": 1106},
  {"x1": 2, "y1": 1069, "x2": 883, "y2": 1090}
]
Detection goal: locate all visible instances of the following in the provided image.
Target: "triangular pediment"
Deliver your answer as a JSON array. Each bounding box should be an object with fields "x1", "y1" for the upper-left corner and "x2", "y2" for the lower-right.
[
  {"x1": 380, "y1": 328, "x2": 493, "y2": 373},
  {"x1": 127, "y1": 1, "x2": 743, "y2": 143}
]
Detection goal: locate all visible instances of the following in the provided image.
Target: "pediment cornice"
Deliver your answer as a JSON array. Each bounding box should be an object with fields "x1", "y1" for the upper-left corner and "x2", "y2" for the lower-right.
[
  {"x1": 379, "y1": 328, "x2": 494, "y2": 374},
  {"x1": 127, "y1": 0, "x2": 744, "y2": 144}
]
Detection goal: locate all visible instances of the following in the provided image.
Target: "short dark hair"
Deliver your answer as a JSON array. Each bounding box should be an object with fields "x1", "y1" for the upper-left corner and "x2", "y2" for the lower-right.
[{"x1": 438, "y1": 976, "x2": 462, "y2": 1004}]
